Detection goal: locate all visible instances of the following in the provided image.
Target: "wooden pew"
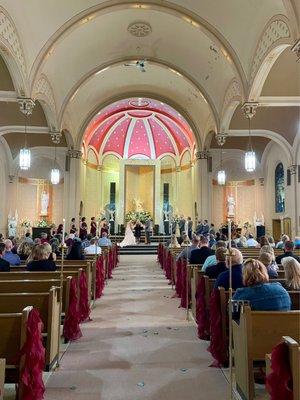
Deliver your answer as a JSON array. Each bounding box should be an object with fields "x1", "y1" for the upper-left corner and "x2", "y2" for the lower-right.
[
  {"x1": 0, "y1": 306, "x2": 31, "y2": 399},
  {"x1": 190, "y1": 266, "x2": 204, "y2": 317},
  {"x1": 0, "y1": 359, "x2": 4, "y2": 400},
  {"x1": 0, "y1": 289, "x2": 60, "y2": 371},
  {"x1": 232, "y1": 305, "x2": 300, "y2": 400}
]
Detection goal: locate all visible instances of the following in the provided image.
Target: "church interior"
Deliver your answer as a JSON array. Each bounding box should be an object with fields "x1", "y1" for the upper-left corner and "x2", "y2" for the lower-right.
[{"x1": 0, "y1": 1, "x2": 299, "y2": 399}]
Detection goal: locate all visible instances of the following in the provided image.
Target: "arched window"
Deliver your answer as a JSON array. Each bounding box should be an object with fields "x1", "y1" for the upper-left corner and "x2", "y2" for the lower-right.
[{"x1": 275, "y1": 163, "x2": 285, "y2": 213}]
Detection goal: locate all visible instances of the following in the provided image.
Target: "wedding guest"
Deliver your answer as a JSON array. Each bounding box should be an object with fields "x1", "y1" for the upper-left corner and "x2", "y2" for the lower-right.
[
  {"x1": 202, "y1": 220, "x2": 209, "y2": 235},
  {"x1": 178, "y1": 231, "x2": 187, "y2": 245},
  {"x1": 205, "y1": 247, "x2": 227, "y2": 279},
  {"x1": 181, "y1": 234, "x2": 191, "y2": 247},
  {"x1": 187, "y1": 217, "x2": 193, "y2": 239},
  {"x1": 100, "y1": 219, "x2": 109, "y2": 237},
  {"x1": 34, "y1": 238, "x2": 42, "y2": 245},
  {"x1": 295, "y1": 237, "x2": 300, "y2": 250},
  {"x1": 17, "y1": 241, "x2": 33, "y2": 261},
  {"x1": 282, "y1": 257, "x2": 300, "y2": 291},
  {"x1": 79, "y1": 217, "x2": 88, "y2": 240},
  {"x1": 258, "y1": 252, "x2": 278, "y2": 279},
  {"x1": 65, "y1": 233, "x2": 75, "y2": 248},
  {"x1": 259, "y1": 236, "x2": 269, "y2": 247},
  {"x1": 0, "y1": 243, "x2": 10, "y2": 271},
  {"x1": 27, "y1": 244, "x2": 56, "y2": 271},
  {"x1": 209, "y1": 234, "x2": 216, "y2": 248},
  {"x1": 50, "y1": 238, "x2": 61, "y2": 257},
  {"x1": 246, "y1": 234, "x2": 259, "y2": 247},
  {"x1": 82, "y1": 234, "x2": 92, "y2": 249},
  {"x1": 56, "y1": 224, "x2": 63, "y2": 235},
  {"x1": 276, "y1": 241, "x2": 300, "y2": 264},
  {"x1": 178, "y1": 216, "x2": 186, "y2": 235},
  {"x1": 201, "y1": 240, "x2": 226, "y2": 271},
  {"x1": 177, "y1": 234, "x2": 200, "y2": 261},
  {"x1": 260, "y1": 245, "x2": 278, "y2": 270},
  {"x1": 233, "y1": 259, "x2": 290, "y2": 311},
  {"x1": 11, "y1": 238, "x2": 20, "y2": 254},
  {"x1": 3, "y1": 239, "x2": 21, "y2": 265},
  {"x1": 214, "y1": 248, "x2": 244, "y2": 290},
  {"x1": 189, "y1": 236, "x2": 213, "y2": 265},
  {"x1": 209, "y1": 223, "x2": 216, "y2": 236},
  {"x1": 169, "y1": 234, "x2": 180, "y2": 248},
  {"x1": 90, "y1": 217, "x2": 97, "y2": 237},
  {"x1": 268, "y1": 236, "x2": 276, "y2": 247},
  {"x1": 40, "y1": 232, "x2": 49, "y2": 244},
  {"x1": 70, "y1": 218, "x2": 76, "y2": 234},
  {"x1": 237, "y1": 235, "x2": 248, "y2": 248},
  {"x1": 276, "y1": 234, "x2": 289, "y2": 249},
  {"x1": 84, "y1": 238, "x2": 101, "y2": 255},
  {"x1": 144, "y1": 218, "x2": 152, "y2": 245},
  {"x1": 66, "y1": 239, "x2": 85, "y2": 260},
  {"x1": 23, "y1": 232, "x2": 33, "y2": 244},
  {"x1": 98, "y1": 232, "x2": 112, "y2": 247}
]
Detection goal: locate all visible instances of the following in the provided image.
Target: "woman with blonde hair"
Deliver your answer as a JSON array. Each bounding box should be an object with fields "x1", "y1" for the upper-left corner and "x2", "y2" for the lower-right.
[
  {"x1": 259, "y1": 244, "x2": 278, "y2": 271},
  {"x1": 169, "y1": 234, "x2": 180, "y2": 249},
  {"x1": 17, "y1": 241, "x2": 33, "y2": 261},
  {"x1": 26, "y1": 244, "x2": 56, "y2": 271},
  {"x1": 282, "y1": 257, "x2": 300, "y2": 291},
  {"x1": 233, "y1": 259, "x2": 291, "y2": 310}
]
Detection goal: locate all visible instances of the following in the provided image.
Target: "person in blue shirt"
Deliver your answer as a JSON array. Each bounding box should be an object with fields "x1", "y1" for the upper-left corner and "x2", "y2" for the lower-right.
[
  {"x1": 214, "y1": 248, "x2": 244, "y2": 290},
  {"x1": 0, "y1": 243, "x2": 10, "y2": 271},
  {"x1": 233, "y1": 259, "x2": 291, "y2": 311},
  {"x1": 3, "y1": 239, "x2": 21, "y2": 266},
  {"x1": 98, "y1": 232, "x2": 112, "y2": 247},
  {"x1": 202, "y1": 240, "x2": 226, "y2": 271}
]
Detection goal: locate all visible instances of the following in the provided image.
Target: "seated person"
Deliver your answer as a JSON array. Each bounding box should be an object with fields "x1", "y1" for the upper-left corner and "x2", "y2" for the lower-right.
[
  {"x1": 275, "y1": 241, "x2": 300, "y2": 264},
  {"x1": 98, "y1": 232, "x2": 112, "y2": 247},
  {"x1": 259, "y1": 236, "x2": 269, "y2": 247},
  {"x1": 259, "y1": 245, "x2": 278, "y2": 271},
  {"x1": 0, "y1": 243, "x2": 10, "y2": 271},
  {"x1": 275, "y1": 234, "x2": 290, "y2": 249},
  {"x1": 201, "y1": 240, "x2": 226, "y2": 271},
  {"x1": 168, "y1": 234, "x2": 180, "y2": 248},
  {"x1": 214, "y1": 248, "x2": 244, "y2": 290},
  {"x1": 17, "y1": 241, "x2": 33, "y2": 261},
  {"x1": 66, "y1": 239, "x2": 85, "y2": 260},
  {"x1": 268, "y1": 236, "x2": 276, "y2": 247},
  {"x1": 258, "y1": 252, "x2": 278, "y2": 279},
  {"x1": 176, "y1": 234, "x2": 199, "y2": 261},
  {"x1": 281, "y1": 257, "x2": 300, "y2": 291},
  {"x1": 246, "y1": 234, "x2": 259, "y2": 248},
  {"x1": 40, "y1": 232, "x2": 49, "y2": 244},
  {"x1": 2, "y1": 239, "x2": 21, "y2": 265},
  {"x1": 237, "y1": 236, "x2": 248, "y2": 248},
  {"x1": 205, "y1": 247, "x2": 227, "y2": 279},
  {"x1": 181, "y1": 234, "x2": 191, "y2": 247},
  {"x1": 26, "y1": 244, "x2": 56, "y2": 271},
  {"x1": 189, "y1": 236, "x2": 214, "y2": 265},
  {"x1": 295, "y1": 236, "x2": 300, "y2": 250},
  {"x1": 177, "y1": 231, "x2": 187, "y2": 246},
  {"x1": 84, "y1": 238, "x2": 102, "y2": 255},
  {"x1": 233, "y1": 259, "x2": 291, "y2": 311},
  {"x1": 43, "y1": 243, "x2": 57, "y2": 261},
  {"x1": 23, "y1": 232, "x2": 34, "y2": 244},
  {"x1": 82, "y1": 234, "x2": 92, "y2": 249}
]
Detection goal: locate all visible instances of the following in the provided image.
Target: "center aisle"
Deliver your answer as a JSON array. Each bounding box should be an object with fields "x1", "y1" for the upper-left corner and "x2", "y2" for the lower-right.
[{"x1": 45, "y1": 255, "x2": 228, "y2": 400}]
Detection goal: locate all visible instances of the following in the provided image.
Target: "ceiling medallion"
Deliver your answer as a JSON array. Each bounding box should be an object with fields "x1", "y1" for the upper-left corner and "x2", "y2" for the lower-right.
[
  {"x1": 129, "y1": 99, "x2": 150, "y2": 108},
  {"x1": 128, "y1": 21, "x2": 152, "y2": 37}
]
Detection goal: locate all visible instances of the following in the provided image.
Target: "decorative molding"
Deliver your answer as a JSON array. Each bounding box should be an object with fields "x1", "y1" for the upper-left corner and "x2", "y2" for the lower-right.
[
  {"x1": 222, "y1": 79, "x2": 242, "y2": 112},
  {"x1": 291, "y1": 39, "x2": 300, "y2": 62},
  {"x1": 50, "y1": 130, "x2": 62, "y2": 144},
  {"x1": 0, "y1": 90, "x2": 17, "y2": 102},
  {"x1": 242, "y1": 102, "x2": 259, "y2": 119},
  {"x1": 215, "y1": 132, "x2": 228, "y2": 146},
  {"x1": 127, "y1": 21, "x2": 152, "y2": 37},
  {"x1": 195, "y1": 150, "x2": 210, "y2": 160},
  {"x1": 17, "y1": 97, "x2": 35, "y2": 115},
  {"x1": 258, "y1": 177, "x2": 265, "y2": 186},
  {"x1": 0, "y1": 8, "x2": 26, "y2": 75},
  {"x1": 67, "y1": 149, "x2": 82, "y2": 159},
  {"x1": 8, "y1": 174, "x2": 14, "y2": 183},
  {"x1": 32, "y1": 74, "x2": 56, "y2": 113},
  {"x1": 250, "y1": 18, "x2": 291, "y2": 83},
  {"x1": 289, "y1": 164, "x2": 297, "y2": 175}
]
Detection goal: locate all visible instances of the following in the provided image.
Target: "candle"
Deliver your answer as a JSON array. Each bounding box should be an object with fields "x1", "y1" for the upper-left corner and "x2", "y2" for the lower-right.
[
  {"x1": 228, "y1": 219, "x2": 231, "y2": 248},
  {"x1": 62, "y1": 218, "x2": 66, "y2": 246}
]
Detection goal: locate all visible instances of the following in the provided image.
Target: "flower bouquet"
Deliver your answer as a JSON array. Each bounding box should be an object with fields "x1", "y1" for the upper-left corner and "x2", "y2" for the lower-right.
[{"x1": 125, "y1": 210, "x2": 151, "y2": 224}]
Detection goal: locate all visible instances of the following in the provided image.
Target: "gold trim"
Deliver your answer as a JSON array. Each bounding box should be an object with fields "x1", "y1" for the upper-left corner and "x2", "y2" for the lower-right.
[{"x1": 212, "y1": 179, "x2": 255, "y2": 186}]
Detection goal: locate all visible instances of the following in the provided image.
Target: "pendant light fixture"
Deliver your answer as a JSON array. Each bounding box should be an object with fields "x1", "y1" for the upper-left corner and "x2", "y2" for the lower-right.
[
  {"x1": 50, "y1": 143, "x2": 60, "y2": 185},
  {"x1": 19, "y1": 115, "x2": 31, "y2": 170},
  {"x1": 245, "y1": 117, "x2": 256, "y2": 172},
  {"x1": 217, "y1": 146, "x2": 226, "y2": 185}
]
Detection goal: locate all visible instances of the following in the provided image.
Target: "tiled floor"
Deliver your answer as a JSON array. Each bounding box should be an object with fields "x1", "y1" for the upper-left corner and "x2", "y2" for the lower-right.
[{"x1": 43, "y1": 255, "x2": 229, "y2": 399}]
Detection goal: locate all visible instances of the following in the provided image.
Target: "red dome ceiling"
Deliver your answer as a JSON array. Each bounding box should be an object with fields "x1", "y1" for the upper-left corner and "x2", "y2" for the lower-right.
[{"x1": 83, "y1": 98, "x2": 195, "y2": 160}]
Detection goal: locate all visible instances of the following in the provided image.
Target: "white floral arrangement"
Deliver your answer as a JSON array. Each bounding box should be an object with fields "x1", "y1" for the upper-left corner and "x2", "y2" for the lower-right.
[
  {"x1": 20, "y1": 218, "x2": 32, "y2": 228},
  {"x1": 125, "y1": 210, "x2": 151, "y2": 223},
  {"x1": 36, "y1": 218, "x2": 51, "y2": 228},
  {"x1": 243, "y1": 221, "x2": 252, "y2": 229}
]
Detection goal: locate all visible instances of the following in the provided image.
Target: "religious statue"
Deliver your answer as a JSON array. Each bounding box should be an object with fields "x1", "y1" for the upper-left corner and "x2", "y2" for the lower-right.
[
  {"x1": 108, "y1": 209, "x2": 115, "y2": 221},
  {"x1": 7, "y1": 210, "x2": 18, "y2": 237},
  {"x1": 40, "y1": 190, "x2": 49, "y2": 216},
  {"x1": 164, "y1": 210, "x2": 171, "y2": 221},
  {"x1": 227, "y1": 195, "x2": 235, "y2": 217}
]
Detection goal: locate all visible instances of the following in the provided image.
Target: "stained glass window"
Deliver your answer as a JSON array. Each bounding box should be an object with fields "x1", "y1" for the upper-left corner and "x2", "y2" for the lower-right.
[{"x1": 275, "y1": 163, "x2": 285, "y2": 213}]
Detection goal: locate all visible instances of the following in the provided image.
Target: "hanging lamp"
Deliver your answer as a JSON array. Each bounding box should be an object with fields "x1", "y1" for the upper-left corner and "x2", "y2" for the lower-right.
[
  {"x1": 217, "y1": 146, "x2": 226, "y2": 185},
  {"x1": 245, "y1": 117, "x2": 256, "y2": 172},
  {"x1": 19, "y1": 115, "x2": 31, "y2": 170},
  {"x1": 50, "y1": 143, "x2": 60, "y2": 184}
]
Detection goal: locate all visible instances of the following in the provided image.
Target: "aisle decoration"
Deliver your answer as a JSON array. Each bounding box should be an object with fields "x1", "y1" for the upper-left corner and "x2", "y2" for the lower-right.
[
  {"x1": 79, "y1": 271, "x2": 91, "y2": 322},
  {"x1": 63, "y1": 277, "x2": 82, "y2": 341},
  {"x1": 195, "y1": 277, "x2": 210, "y2": 340},
  {"x1": 20, "y1": 309, "x2": 45, "y2": 400}
]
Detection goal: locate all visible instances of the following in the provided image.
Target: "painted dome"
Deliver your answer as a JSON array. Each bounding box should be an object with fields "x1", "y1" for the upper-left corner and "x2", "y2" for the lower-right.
[{"x1": 83, "y1": 98, "x2": 195, "y2": 160}]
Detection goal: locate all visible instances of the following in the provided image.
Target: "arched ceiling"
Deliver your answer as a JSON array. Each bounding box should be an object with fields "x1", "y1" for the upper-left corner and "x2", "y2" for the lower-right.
[
  {"x1": 0, "y1": 0, "x2": 298, "y2": 160},
  {"x1": 83, "y1": 97, "x2": 195, "y2": 161}
]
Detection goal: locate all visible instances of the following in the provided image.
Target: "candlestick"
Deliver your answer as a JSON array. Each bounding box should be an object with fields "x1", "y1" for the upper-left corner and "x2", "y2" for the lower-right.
[
  {"x1": 228, "y1": 219, "x2": 231, "y2": 245},
  {"x1": 62, "y1": 218, "x2": 66, "y2": 245}
]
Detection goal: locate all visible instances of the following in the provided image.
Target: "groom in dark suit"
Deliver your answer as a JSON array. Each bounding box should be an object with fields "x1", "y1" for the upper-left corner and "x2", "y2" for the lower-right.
[{"x1": 144, "y1": 218, "x2": 152, "y2": 244}]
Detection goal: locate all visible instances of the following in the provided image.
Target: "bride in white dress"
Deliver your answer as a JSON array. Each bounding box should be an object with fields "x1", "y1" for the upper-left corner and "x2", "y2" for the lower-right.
[{"x1": 120, "y1": 221, "x2": 136, "y2": 247}]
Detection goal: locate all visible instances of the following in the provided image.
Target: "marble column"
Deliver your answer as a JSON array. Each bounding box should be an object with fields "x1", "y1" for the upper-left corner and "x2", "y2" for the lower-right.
[{"x1": 195, "y1": 150, "x2": 211, "y2": 222}]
